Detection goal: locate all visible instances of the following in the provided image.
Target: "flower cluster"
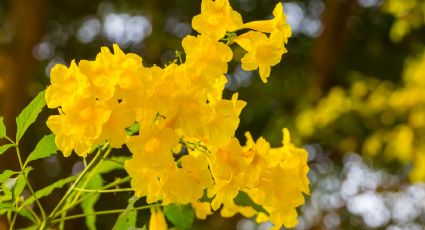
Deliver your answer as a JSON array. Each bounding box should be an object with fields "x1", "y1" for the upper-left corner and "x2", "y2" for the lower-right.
[
  {"x1": 46, "y1": 1, "x2": 308, "y2": 229},
  {"x1": 295, "y1": 50, "x2": 425, "y2": 181},
  {"x1": 383, "y1": 0, "x2": 425, "y2": 42}
]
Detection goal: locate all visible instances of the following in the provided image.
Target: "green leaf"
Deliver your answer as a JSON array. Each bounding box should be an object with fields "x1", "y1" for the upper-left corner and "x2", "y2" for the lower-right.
[
  {"x1": 97, "y1": 156, "x2": 128, "y2": 174},
  {"x1": 81, "y1": 174, "x2": 103, "y2": 230},
  {"x1": 0, "y1": 170, "x2": 19, "y2": 183},
  {"x1": 0, "y1": 170, "x2": 19, "y2": 202},
  {"x1": 15, "y1": 90, "x2": 46, "y2": 142},
  {"x1": 24, "y1": 134, "x2": 57, "y2": 166},
  {"x1": 126, "y1": 123, "x2": 140, "y2": 135},
  {"x1": 112, "y1": 196, "x2": 138, "y2": 230},
  {"x1": 0, "y1": 203, "x2": 37, "y2": 224},
  {"x1": 0, "y1": 202, "x2": 13, "y2": 215},
  {"x1": 21, "y1": 176, "x2": 75, "y2": 208},
  {"x1": 0, "y1": 144, "x2": 14, "y2": 156},
  {"x1": 17, "y1": 207, "x2": 37, "y2": 224},
  {"x1": 164, "y1": 204, "x2": 194, "y2": 230},
  {"x1": 234, "y1": 191, "x2": 267, "y2": 214},
  {"x1": 0, "y1": 117, "x2": 6, "y2": 139},
  {"x1": 1, "y1": 169, "x2": 30, "y2": 202},
  {"x1": 7, "y1": 174, "x2": 26, "y2": 199}
]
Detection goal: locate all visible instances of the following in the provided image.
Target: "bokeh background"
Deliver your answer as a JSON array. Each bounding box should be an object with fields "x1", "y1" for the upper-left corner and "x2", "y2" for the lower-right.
[{"x1": 0, "y1": 0, "x2": 425, "y2": 229}]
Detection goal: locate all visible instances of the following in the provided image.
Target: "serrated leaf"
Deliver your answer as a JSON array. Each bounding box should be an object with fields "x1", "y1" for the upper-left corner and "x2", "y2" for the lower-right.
[
  {"x1": 82, "y1": 174, "x2": 103, "y2": 230},
  {"x1": 0, "y1": 117, "x2": 6, "y2": 139},
  {"x1": 164, "y1": 204, "x2": 194, "y2": 230},
  {"x1": 1, "y1": 171, "x2": 18, "y2": 201},
  {"x1": 1, "y1": 169, "x2": 30, "y2": 201},
  {"x1": 11, "y1": 174, "x2": 26, "y2": 199},
  {"x1": 16, "y1": 91, "x2": 46, "y2": 142},
  {"x1": 0, "y1": 144, "x2": 14, "y2": 156},
  {"x1": 112, "y1": 196, "x2": 138, "y2": 230},
  {"x1": 21, "y1": 176, "x2": 75, "y2": 208},
  {"x1": 24, "y1": 134, "x2": 57, "y2": 166},
  {"x1": 0, "y1": 170, "x2": 19, "y2": 183}
]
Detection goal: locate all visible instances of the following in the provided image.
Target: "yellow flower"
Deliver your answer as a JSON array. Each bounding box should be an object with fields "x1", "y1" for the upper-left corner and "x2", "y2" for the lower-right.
[
  {"x1": 124, "y1": 165, "x2": 162, "y2": 203},
  {"x1": 208, "y1": 173, "x2": 244, "y2": 211},
  {"x1": 95, "y1": 100, "x2": 135, "y2": 148},
  {"x1": 243, "y1": 2, "x2": 292, "y2": 42},
  {"x1": 126, "y1": 124, "x2": 179, "y2": 170},
  {"x1": 241, "y1": 132, "x2": 269, "y2": 188},
  {"x1": 191, "y1": 201, "x2": 212, "y2": 219},
  {"x1": 182, "y1": 34, "x2": 232, "y2": 84},
  {"x1": 220, "y1": 200, "x2": 256, "y2": 218},
  {"x1": 383, "y1": 0, "x2": 424, "y2": 42},
  {"x1": 164, "y1": 87, "x2": 211, "y2": 138},
  {"x1": 46, "y1": 98, "x2": 111, "y2": 157},
  {"x1": 149, "y1": 208, "x2": 168, "y2": 230},
  {"x1": 183, "y1": 34, "x2": 232, "y2": 73},
  {"x1": 45, "y1": 60, "x2": 90, "y2": 110},
  {"x1": 206, "y1": 93, "x2": 246, "y2": 146},
  {"x1": 409, "y1": 153, "x2": 425, "y2": 182},
  {"x1": 43, "y1": 2, "x2": 312, "y2": 228},
  {"x1": 242, "y1": 129, "x2": 309, "y2": 229},
  {"x1": 209, "y1": 137, "x2": 250, "y2": 181},
  {"x1": 161, "y1": 154, "x2": 213, "y2": 204},
  {"x1": 192, "y1": 0, "x2": 243, "y2": 40},
  {"x1": 78, "y1": 47, "x2": 120, "y2": 101},
  {"x1": 235, "y1": 30, "x2": 286, "y2": 83}
]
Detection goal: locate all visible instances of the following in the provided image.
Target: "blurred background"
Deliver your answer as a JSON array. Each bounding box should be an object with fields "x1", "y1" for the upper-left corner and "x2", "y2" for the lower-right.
[{"x1": 0, "y1": 0, "x2": 424, "y2": 229}]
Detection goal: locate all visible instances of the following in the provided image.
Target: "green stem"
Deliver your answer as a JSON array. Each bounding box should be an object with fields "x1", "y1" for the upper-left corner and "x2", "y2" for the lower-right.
[
  {"x1": 50, "y1": 204, "x2": 161, "y2": 224},
  {"x1": 4, "y1": 136, "x2": 15, "y2": 144},
  {"x1": 26, "y1": 206, "x2": 41, "y2": 225},
  {"x1": 64, "y1": 148, "x2": 112, "y2": 212},
  {"x1": 14, "y1": 145, "x2": 47, "y2": 227},
  {"x1": 73, "y1": 187, "x2": 133, "y2": 193},
  {"x1": 54, "y1": 176, "x2": 131, "y2": 217},
  {"x1": 83, "y1": 157, "x2": 88, "y2": 168},
  {"x1": 48, "y1": 148, "x2": 104, "y2": 219},
  {"x1": 9, "y1": 210, "x2": 18, "y2": 230},
  {"x1": 59, "y1": 211, "x2": 66, "y2": 230}
]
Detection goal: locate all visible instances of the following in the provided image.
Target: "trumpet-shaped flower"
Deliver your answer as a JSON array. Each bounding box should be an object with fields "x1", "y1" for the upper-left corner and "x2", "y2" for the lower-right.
[
  {"x1": 46, "y1": 98, "x2": 111, "y2": 157},
  {"x1": 243, "y1": 2, "x2": 292, "y2": 42},
  {"x1": 126, "y1": 125, "x2": 179, "y2": 170},
  {"x1": 161, "y1": 154, "x2": 213, "y2": 204},
  {"x1": 192, "y1": 0, "x2": 243, "y2": 40},
  {"x1": 235, "y1": 30, "x2": 286, "y2": 83},
  {"x1": 206, "y1": 93, "x2": 246, "y2": 146},
  {"x1": 45, "y1": 61, "x2": 90, "y2": 110},
  {"x1": 183, "y1": 34, "x2": 233, "y2": 76},
  {"x1": 191, "y1": 201, "x2": 213, "y2": 219}
]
